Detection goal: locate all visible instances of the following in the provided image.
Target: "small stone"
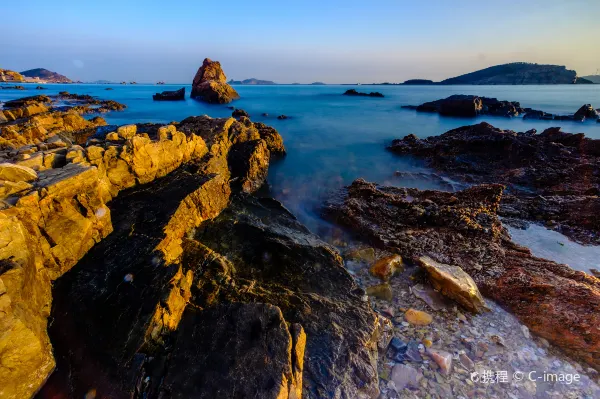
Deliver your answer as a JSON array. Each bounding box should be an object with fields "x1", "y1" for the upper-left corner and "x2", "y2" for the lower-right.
[
  {"x1": 390, "y1": 364, "x2": 422, "y2": 390},
  {"x1": 411, "y1": 283, "x2": 448, "y2": 311},
  {"x1": 521, "y1": 325, "x2": 530, "y2": 339},
  {"x1": 417, "y1": 256, "x2": 488, "y2": 313},
  {"x1": 369, "y1": 254, "x2": 404, "y2": 281},
  {"x1": 423, "y1": 338, "x2": 433, "y2": 348},
  {"x1": 344, "y1": 247, "x2": 376, "y2": 263},
  {"x1": 0, "y1": 163, "x2": 38, "y2": 182},
  {"x1": 106, "y1": 132, "x2": 120, "y2": 141},
  {"x1": 117, "y1": 124, "x2": 137, "y2": 139},
  {"x1": 404, "y1": 340, "x2": 423, "y2": 363},
  {"x1": 427, "y1": 349, "x2": 453, "y2": 375},
  {"x1": 404, "y1": 308, "x2": 433, "y2": 325},
  {"x1": 387, "y1": 337, "x2": 408, "y2": 362},
  {"x1": 366, "y1": 283, "x2": 393, "y2": 302},
  {"x1": 459, "y1": 353, "x2": 474, "y2": 371},
  {"x1": 490, "y1": 334, "x2": 505, "y2": 347}
]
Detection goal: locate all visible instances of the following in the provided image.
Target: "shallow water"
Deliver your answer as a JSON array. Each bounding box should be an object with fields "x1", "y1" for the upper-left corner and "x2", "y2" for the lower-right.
[{"x1": 2, "y1": 82, "x2": 599, "y2": 262}]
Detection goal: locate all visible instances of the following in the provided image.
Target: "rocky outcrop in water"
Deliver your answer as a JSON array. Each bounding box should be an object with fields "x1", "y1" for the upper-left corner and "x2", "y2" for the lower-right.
[
  {"x1": 344, "y1": 89, "x2": 384, "y2": 98},
  {"x1": 191, "y1": 58, "x2": 240, "y2": 104},
  {"x1": 152, "y1": 87, "x2": 185, "y2": 101},
  {"x1": 389, "y1": 122, "x2": 600, "y2": 244},
  {"x1": 403, "y1": 96, "x2": 600, "y2": 121},
  {"x1": 325, "y1": 179, "x2": 600, "y2": 371},
  {"x1": 402, "y1": 95, "x2": 523, "y2": 117},
  {"x1": 0, "y1": 68, "x2": 25, "y2": 82}
]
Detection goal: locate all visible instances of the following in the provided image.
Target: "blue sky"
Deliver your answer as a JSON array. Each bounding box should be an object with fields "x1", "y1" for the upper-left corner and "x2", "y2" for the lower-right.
[{"x1": 1, "y1": 0, "x2": 599, "y2": 83}]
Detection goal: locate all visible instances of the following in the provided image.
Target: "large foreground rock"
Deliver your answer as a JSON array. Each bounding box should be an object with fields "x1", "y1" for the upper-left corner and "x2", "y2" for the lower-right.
[
  {"x1": 0, "y1": 94, "x2": 285, "y2": 398},
  {"x1": 389, "y1": 122, "x2": 600, "y2": 244},
  {"x1": 191, "y1": 58, "x2": 240, "y2": 104},
  {"x1": 325, "y1": 179, "x2": 600, "y2": 370},
  {"x1": 39, "y1": 193, "x2": 380, "y2": 398}
]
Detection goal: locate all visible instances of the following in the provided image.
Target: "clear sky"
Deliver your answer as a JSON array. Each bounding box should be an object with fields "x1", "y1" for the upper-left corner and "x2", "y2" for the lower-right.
[{"x1": 2, "y1": 0, "x2": 599, "y2": 83}]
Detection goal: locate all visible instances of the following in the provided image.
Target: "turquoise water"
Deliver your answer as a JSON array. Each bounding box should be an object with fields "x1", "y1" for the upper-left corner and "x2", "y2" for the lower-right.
[{"x1": 2, "y1": 83, "x2": 600, "y2": 261}]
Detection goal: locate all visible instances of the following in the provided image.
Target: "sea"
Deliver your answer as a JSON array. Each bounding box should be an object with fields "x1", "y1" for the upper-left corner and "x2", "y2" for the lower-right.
[{"x1": 2, "y1": 83, "x2": 600, "y2": 273}]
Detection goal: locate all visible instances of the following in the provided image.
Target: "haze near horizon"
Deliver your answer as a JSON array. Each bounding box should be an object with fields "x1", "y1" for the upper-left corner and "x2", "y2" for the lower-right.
[{"x1": 2, "y1": 0, "x2": 599, "y2": 83}]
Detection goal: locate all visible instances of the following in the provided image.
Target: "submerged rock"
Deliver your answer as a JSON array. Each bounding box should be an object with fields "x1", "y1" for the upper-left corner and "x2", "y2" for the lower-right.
[
  {"x1": 325, "y1": 179, "x2": 600, "y2": 371},
  {"x1": 369, "y1": 254, "x2": 403, "y2": 280},
  {"x1": 152, "y1": 87, "x2": 185, "y2": 101},
  {"x1": 191, "y1": 58, "x2": 240, "y2": 104},
  {"x1": 417, "y1": 256, "x2": 488, "y2": 313},
  {"x1": 390, "y1": 364, "x2": 422, "y2": 390},
  {"x1": 404, "y1": 308, "x2": 433, "y2": 325}
]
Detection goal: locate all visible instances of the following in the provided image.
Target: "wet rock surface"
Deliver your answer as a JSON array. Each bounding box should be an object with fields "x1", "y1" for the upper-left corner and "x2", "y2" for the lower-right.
[
  {"x1": 402, "y1": 95, "x2": 599, "y2": 121},
  {"x1": 191, "y1": 58, "x2": 240, "y2": 104},
  {"x1": 152, "y1": 87, "x2": 185, "y2": 101},
  {"x1": 324, "y1": 179, "x2": 600, "y2": 372},
  {"x1": 389, "y1": 122, "x2": 600, "y2": 244}
]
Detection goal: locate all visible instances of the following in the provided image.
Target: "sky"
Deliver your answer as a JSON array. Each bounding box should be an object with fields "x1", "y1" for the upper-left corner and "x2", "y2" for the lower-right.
[{"x1": 1, "y1": 0, "x2": 599, "y2": 84}]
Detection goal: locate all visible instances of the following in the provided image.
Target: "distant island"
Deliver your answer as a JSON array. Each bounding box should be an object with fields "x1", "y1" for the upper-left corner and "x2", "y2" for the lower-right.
[
  {"x1": 228, "y1": 78, "x2": 276, "y2": 85},
  {"x1": 581, "y1": 75, "x2": 600, "y2": 84},
  {"x1": 310, "y1": 82, "x2": 326, "y2": 85},
  {"x1": 369, "y1": 63, "x2": 596, "y2": 85},
  {"x1": 402, "y1": 79, "x2": 434, "y2": 85},
  {"x1": 21, "y1": 68, "x2": 72, "y2": 83}
]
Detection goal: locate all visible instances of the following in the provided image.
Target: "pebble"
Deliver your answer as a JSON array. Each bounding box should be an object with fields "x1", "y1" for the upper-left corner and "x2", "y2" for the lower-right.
[
  {"x1": 391, "y1": 363, "x2": 422, "y2": 390},
  {"x1": 428, "y1": 349, "x2": 453, "y2": 375},
  {"x1": 404, "y1": 308, "x2": 433, "y2": 325}
]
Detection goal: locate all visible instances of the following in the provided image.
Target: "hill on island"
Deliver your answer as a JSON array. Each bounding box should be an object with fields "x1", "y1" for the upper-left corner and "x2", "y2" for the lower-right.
[
  {"x1": 228, "y1": 78, "x2": 276, "y2": 85},
  {"x1": 581, "y1": 75, "x2": 600, "y2": 84},
  {"x1": 0, "y1": 68, "x2": 25, "y2": 82},
  {"x1": 20, "y1": 68, "x2": 72, "y2": 83},
  {"x1": 439, "y1": 62, "x2": 591, "y2": 85}
]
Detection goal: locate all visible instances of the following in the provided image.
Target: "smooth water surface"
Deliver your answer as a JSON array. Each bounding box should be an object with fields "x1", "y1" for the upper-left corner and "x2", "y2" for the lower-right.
[{"x1": 2, "y1": 83, "x2": 599, "y2": 270}]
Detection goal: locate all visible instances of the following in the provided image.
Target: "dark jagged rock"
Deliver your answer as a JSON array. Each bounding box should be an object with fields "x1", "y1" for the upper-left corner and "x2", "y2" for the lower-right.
[
  {"x1": 388, "y1": 122, "x2": 600, "y2": 244},
  {"x1": 232, "y1": 108, "x2": 249, "y2": 118},
  {"x1": 402, "y1": 95, "x2": 521, "y2": 117},
  {"x1": 36, "y1": 86, "x2": 45, "y2": 90},
  {"x1": 324, "y1": 179, "x2": 600, "y2": 371},
  {"x1": 190, "y1": 195, "x2": 381, "y2": 399},
  {"x1": 164, "y1": 303, "x2": 305, "y2": 399},
  {"x1": 574, "y1": 104, "x2": 599, "y2": 121},
  {"x1": 343, "y1": 89, "x2": 384, "y2": 98},
  {"x1": 277, "y1": 114, "x2": 290, "y2": 120},
  {"x1": 152, "y1": 87, "x2": 185, "y2": 101},
  {"x1": 191, "y1": 58, "x2": 240, "y2": 104}
]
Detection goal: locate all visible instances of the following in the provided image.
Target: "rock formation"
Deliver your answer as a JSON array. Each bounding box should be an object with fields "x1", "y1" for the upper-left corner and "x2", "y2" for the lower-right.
[
  {"x1": 389, "y1": 122, "x2": 600, "y2": 244},
  {"x1": 153, "y1": 87, "x2": 185, "y2": 101},
  {"x1": 402, "y1": 95, "x2": 523, "y2": 117},
  {"x1": 1, "y1": 92, "x2": 380, "y2": 399},
  {"x1": 191, "y1": 58, "x2": 240, "y2": 104},
  {"x1": 343, "y1": 89, "x2": 384, "y2": 98},
  {"x1": 324, "y1": 179, "x2": 600, "y2": 371},
  {"x1": 0, "y1": 68, "x2": 25, "y2": 82}
]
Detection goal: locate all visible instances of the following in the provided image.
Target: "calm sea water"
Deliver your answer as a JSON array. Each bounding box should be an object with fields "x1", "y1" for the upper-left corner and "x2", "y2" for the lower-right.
[{"x1": 2, "y1": 83, "x2": 600, "y2": 271}]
